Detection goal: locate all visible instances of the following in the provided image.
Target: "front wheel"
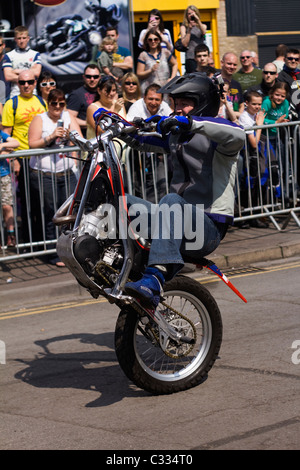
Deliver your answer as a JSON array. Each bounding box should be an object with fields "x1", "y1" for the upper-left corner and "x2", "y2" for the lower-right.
[{"x1": 115, "y1": 276, "x2": 222, "y2": 394}]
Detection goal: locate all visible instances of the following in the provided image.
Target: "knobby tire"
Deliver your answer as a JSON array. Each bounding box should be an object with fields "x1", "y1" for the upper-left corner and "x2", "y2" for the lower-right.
[{"x1": 115, "y1": 275, "x2": 223, "y2": 395}]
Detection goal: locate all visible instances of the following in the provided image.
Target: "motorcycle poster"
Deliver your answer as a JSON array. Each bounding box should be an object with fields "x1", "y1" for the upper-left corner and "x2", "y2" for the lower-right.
[{"x1": 25, "y1": 0, "x2": 131, "y2": 87}]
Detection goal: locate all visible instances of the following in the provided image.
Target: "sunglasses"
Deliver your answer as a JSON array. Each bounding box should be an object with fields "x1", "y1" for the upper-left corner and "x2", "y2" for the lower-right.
[
  {"x1": 148, "y1": 38, "x2": 159, "y2": 42},
  {"x1": 286, "y1": 57, "x2": 299, "y2": 61},
  {"x1": 240, "y1": 56, "x2": 251, "y2": 59},
  {"x1": 85, "y1": 74, "x2": 100, "y2": 79},
  {"x1": 0, "y1": 43, "x2": 4, "y2": 46},
  {"x1": 124, "y1": 81, "x2": 137, "y2": 86},
  {"x1": 40, "y1": 81, "x2": 56, "y2": 87},
  {"x1": 49, "y1": 101, "x2": 65, "y2": 108},
  {"x1": 18, "y1": 79, "x2": 35, "y2": 85},
  {"x1": 263, "y1": 71, "x2": 277, "y2": 75}
]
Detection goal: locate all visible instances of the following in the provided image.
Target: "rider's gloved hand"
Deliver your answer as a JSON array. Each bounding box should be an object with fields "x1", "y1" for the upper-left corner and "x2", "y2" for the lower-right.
[
  {"x1": 132, "y1": 117, "x2": 145, "y2": 127},
  {"x1": 157, "y1": 115, "x2": 193, "y2": 136},
  {"x1": 138, "y1": 115, "x2": 162, "y2": 131},
  {"x1": 155, "y1": 116, "x2": 168, "y2": 134},
  {"x1": 145, "y1": 115, "x2": 162, "y2": 123}
]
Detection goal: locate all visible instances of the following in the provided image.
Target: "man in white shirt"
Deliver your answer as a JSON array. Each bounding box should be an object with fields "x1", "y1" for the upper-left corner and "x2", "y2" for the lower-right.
[
  {"x1": 126, "y1": 83, "x2": 172, "y2": 202},
  {"x1": 127, "y1": 83, "x2": 172, "y2": 121},
  {"x1": 2, "y1": 26, "x2": 41, "y2": 99}
]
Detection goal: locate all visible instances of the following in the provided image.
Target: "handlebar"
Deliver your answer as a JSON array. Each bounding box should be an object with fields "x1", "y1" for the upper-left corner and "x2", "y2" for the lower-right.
[
  {"x1": 68, "y1": 117, "x2": 161, "y2": 152},
  {"x1": 68, "y1": 131, "x2": 98, "y2": 152}
]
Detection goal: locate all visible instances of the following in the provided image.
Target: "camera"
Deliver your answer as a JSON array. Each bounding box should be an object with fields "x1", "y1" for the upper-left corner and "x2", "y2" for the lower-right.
[{"x1": 191, "y1": 15, "x2": 196, "y2": 21}]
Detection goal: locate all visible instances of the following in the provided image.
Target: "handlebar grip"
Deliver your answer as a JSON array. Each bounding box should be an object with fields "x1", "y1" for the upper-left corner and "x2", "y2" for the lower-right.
[
  {"x1": 131, "y1": 117, "x2": 157, "y2": 132},
  {"x1": 146, "y1": 115, "x2": 161, "y2": 123},
  {"x1": 69, "y1": 131, "x2": 98, "y2": 152},
  {"x1": 132, "y1": 117, "x2": 145, "y2": 126}
]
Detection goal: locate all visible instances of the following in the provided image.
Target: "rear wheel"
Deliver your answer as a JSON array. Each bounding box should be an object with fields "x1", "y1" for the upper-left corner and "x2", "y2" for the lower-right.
[{"x1": 115, "y1": 276, "x2": 222, "y2": 394}]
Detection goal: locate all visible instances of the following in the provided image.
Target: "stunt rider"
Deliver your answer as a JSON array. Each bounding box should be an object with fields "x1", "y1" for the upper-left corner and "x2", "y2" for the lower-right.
[{"x1": 121, "y1": 73, "x2": 245, "y2": 308}]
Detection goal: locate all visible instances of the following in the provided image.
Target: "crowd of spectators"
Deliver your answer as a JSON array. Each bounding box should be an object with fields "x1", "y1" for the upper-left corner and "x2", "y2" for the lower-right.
[{"x1": 0, "y1": 9, "x2": 300, "y2": 256}]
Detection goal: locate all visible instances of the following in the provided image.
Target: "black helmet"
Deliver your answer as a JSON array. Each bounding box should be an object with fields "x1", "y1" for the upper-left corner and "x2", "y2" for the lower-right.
[{"x1": 158, "y1": 72, "x2": 221, "y2": 117}]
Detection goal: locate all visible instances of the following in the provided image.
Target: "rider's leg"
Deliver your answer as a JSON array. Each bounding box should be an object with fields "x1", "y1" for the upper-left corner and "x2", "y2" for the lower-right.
[{"x1": 125, "y1": 193, "x2": 227, "y2": 307}]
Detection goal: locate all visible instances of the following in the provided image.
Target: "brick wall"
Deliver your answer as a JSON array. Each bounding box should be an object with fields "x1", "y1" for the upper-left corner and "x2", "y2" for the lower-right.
[{"x1": 217, "y1": 0, "x2": 258, "y2": 62}]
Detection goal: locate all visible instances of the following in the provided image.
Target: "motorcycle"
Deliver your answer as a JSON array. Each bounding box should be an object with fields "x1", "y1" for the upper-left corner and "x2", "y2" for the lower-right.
[
  {"x1": 31, "y1": 0, "x2": 122, "y2": 65},
  {"x1": 53, "y1": 109, "x2": 247, "y2": 395}
]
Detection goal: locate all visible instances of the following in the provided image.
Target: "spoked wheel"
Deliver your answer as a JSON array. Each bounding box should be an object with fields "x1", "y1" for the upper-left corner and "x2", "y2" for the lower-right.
[{"x1": 115, "y1": 275, "x2": 223, "y2": 395}]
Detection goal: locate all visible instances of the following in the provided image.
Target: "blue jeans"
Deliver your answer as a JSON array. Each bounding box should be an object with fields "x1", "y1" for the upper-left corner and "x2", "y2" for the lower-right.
[{"x1": 127, "y1": 193, "x2": 227, "y2": 279}]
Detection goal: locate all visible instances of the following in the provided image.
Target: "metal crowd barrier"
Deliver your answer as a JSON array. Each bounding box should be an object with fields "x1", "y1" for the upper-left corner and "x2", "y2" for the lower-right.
[
  {"x1": 234, "y1": 120, "x2": 300, "y2": 229},
  {"x1": 1, "y1": 121, "x2": 300, "y2": 262},
  {"x1": 123, "y1": 120, "x2": 300, "y2": 230},
  {"x1": 0, "y1": 145, "x2": 82, "y2": 261}
]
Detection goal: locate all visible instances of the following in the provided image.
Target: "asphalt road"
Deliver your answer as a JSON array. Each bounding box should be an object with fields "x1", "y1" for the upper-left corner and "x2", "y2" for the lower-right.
[{"x1": 0, "y1": 257, "x2": 299, "y2": 451}]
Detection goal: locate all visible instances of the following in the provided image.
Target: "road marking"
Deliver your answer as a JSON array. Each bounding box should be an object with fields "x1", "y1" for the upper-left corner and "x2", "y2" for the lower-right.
[
  {"x1": 1, "y1": 260, "x2": 300, "y2": 320},
  {"x1": 0, "y1": 298, "x2": 106, "y2": 320}
]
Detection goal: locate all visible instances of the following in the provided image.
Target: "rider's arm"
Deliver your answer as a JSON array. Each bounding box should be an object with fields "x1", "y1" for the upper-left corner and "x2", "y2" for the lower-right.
[{"x1": 191, "y1": 117, "x2": 245, "y2": 156}]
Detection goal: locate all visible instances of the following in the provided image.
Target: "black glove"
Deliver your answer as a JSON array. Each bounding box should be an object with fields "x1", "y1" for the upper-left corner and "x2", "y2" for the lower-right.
[
  {"x1": 158, "y1": 115, "x2": 192, "y2": 136},
  {"x1": 132, "y1": 117, "x2": 145, "y2": 126},
  {"x1": 132, "y1": 115, "x2": 161, "y2": 131}
]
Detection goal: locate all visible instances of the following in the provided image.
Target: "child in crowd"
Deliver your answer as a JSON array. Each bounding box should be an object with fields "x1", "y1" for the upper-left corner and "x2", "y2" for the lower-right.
[
  {"x1": 97, "y1": 37, "x2": 118, "y2": 79},
  {"x1": 262, "y1": 81, "x2": 290, "y2": 137},
  {"x1": 0, "y1": 129, "x2": 19, "y2": 248},
  {"x1": 239, "y1": 90, "x2": 266, "y2": 148},
  {"x1": 218, "y1": 80, "x2": 239, "y2": 122},
  {"x1": 262, "y1": 82, "x2": 290, "y2": 176},
  {"x1": 238, "y1": 90, "x2": 272, "y2": 227}
]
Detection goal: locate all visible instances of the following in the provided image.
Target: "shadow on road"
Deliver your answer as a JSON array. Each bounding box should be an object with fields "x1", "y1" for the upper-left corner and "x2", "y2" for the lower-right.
[{"x1": 15, "y1": 331, "x2": 148, "y2": 407}]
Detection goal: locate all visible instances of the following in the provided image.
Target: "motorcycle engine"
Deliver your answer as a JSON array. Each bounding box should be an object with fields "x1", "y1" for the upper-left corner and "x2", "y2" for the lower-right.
[
  {"x1": 77, "y1": 203, "x2": 116, "y2": 240},
  {"x1": 73, "y1": 203, "x2": 120, "y2": 276}
]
